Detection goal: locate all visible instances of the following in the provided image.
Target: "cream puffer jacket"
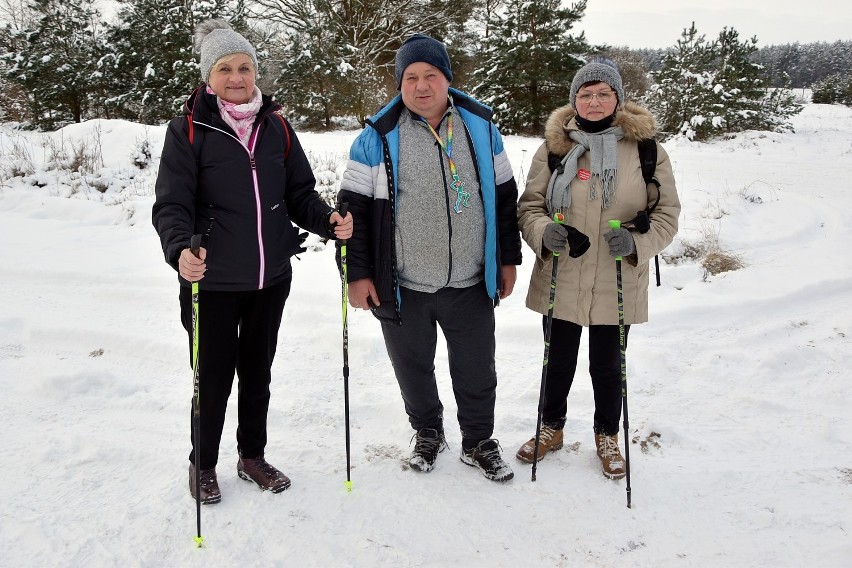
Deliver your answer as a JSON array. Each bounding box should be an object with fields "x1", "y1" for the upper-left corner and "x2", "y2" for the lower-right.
[{"x1": 518, "y1": 102, "x2": 680, "y2": 325}]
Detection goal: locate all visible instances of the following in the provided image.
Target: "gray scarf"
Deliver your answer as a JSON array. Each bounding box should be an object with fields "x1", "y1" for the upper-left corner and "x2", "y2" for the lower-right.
[{"x1": 546, "y1": 126, "x2": 625, "y2": 215}]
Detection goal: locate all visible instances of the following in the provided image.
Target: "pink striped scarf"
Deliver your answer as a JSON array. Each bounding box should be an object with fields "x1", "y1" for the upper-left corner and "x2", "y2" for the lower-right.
[{"x1": 207, "y1": 85, "x2": 263, "y2": 145}]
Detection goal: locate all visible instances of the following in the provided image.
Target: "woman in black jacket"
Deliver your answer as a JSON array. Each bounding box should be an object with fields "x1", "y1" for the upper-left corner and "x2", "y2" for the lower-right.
[{"x1": 153, "y1": 19, "x2": 352, "y2": 504}]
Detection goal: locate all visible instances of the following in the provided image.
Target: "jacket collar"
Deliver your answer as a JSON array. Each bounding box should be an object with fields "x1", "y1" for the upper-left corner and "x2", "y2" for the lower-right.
[
  {"x1": 367, "y1": 88, "x2": 494, "y2": 136},
  {"x1": 184, "y1": 84, "x2": 279, "y2": 126},
  {"x1": 545, "y1": 101, "x2": 658, "y2": 156}
]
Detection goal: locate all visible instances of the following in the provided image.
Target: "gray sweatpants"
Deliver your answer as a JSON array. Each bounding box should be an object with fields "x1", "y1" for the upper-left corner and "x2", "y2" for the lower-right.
[{"x1": 380, "y1": 283, "x2": 497, "y2": 444}]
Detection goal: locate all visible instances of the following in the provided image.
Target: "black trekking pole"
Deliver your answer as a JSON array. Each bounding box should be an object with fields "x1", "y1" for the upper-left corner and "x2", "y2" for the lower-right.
[
  {"x1": 189, "y1": 234, "x2": 204, "y2": 546},
  {"x1": 337, "y1": 202, "x2": 353, "y2": 492},
  {"x1": 608, "y1": 220, "x2": 632, "y2": 508},
  {"x1": 532, "y1": 212, "x2": 565, "y2": 482}
]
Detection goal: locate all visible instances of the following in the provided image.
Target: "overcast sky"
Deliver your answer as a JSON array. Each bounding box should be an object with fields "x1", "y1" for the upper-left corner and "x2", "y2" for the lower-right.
[{"x1": 577, "y1": 1, "x2": 852, "y2": 49}]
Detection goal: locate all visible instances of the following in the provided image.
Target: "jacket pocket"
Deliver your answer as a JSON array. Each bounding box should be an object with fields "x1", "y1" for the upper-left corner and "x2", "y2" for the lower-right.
[{"x1": 274, "y1": 201, "x2": 302, "y2": 256}]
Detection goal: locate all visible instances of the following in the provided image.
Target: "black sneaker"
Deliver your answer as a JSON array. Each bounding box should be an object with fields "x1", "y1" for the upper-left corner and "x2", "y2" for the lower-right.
[
  {"x1": 408, "y1": 428, "x2": 447, "y2": 472},
  {"x1": 460, "y1": 439, "x2": 514, "y2": 482}
]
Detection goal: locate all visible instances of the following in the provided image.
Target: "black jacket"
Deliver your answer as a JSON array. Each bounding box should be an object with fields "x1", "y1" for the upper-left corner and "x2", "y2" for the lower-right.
[{"x1": 153, "y1": 87, "x2": 334, "y2": 291}]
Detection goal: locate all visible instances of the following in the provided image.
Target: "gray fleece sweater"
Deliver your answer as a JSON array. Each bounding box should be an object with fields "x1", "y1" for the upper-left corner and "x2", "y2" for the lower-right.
[{"x1": 396, "y1": 106, "x2": 485, "y2": 293}]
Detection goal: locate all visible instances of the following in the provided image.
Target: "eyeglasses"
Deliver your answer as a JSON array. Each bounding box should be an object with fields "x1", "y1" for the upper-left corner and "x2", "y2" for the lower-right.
[{"x1": 576, "y1": 90, "x2": 616, "y2": 104}]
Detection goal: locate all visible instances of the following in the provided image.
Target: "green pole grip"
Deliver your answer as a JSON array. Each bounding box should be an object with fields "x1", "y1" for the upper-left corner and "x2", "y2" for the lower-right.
[
  {"x1": 552, "y1": 212, "x2": 566, "y2": 257},
  {"x1": 609, "y1": 220, "x2": 622, "y2": 260}
]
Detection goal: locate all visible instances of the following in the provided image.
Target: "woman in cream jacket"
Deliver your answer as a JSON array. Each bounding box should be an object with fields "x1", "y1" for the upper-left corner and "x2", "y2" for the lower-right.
[{"x1": 515, "y1": 59, "x2": 680, "y2": 479}]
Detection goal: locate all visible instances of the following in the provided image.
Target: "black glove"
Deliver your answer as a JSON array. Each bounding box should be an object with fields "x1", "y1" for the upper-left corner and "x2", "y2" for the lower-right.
[
  {"x1": 564, "y1": 226, "x2": 590, "y2": 258},
  {"x1": 297, "y1": 231, "x2": 308, "y2": 254},
  {"x1": 542, "y1": 223, "x2": 590, "y2": 258}
]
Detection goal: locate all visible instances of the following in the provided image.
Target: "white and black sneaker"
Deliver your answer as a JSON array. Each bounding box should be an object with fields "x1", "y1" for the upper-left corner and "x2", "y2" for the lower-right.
[
  {"x1": 460, "y1": 439, "x2": 514, "y2": 482},
  {"x1": 409, "y1": 428, "x2": 447, "y2": 472}
]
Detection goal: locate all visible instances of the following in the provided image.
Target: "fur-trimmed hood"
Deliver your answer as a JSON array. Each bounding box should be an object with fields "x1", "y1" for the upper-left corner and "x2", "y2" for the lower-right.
[{"x1": 544, "y1": 101, "x2": 657, "y2": 157}]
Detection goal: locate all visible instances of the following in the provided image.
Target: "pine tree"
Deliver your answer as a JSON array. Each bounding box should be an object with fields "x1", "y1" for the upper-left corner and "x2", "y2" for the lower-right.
[
  {"x1": 760, "y1": 82, "x2": 802, "y2": 132},
  {"x1": 257, "y1": 0, "x2": 461, "y2": 126},
  {"x1": 645, "y1": 23, "x2": 719, "y2": 140},
  {"x1": 0, "y1": 0, "x2": 36, "y2": 122},
  {"x1": 274, "y1": 23, "x2": 347, "y2": 129},
  {"x1": 645, "y1": 24, "x2": 801, "y2": 141},
  {"x1": 423, "y1": 0, "x2": 482, "y2": 89},
  {"x1": 102, "y1": 0, "x2": 237, "y2": 125},
  {"x1": 471, "y1": 0, "x2": 590, "y2": 135},
  {"x1": 714, "y1": 28, "x2": 766, "y2": 133},
  {"x1": 812, "y1": 73, "x2": 852, "y2": 106},
  {"x1": 1, "y1": 0, "x2": 104, "y2": 129}
]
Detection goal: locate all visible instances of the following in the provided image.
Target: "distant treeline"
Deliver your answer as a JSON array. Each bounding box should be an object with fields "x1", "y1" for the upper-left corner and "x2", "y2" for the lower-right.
[
  {"x1": 634, "y1": 41, "x2": 852, "y2": 88},
  {"x1": 0, "y1": 0, "x2": 830, "y2": 133}
]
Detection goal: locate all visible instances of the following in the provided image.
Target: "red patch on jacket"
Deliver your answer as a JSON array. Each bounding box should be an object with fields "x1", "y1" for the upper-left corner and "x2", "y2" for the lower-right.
[{"x1": 577, "y1": 168, "x2": 591, "y2": 181}]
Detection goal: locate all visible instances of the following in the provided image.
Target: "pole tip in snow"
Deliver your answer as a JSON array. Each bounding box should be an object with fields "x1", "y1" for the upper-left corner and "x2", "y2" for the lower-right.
[
  {"x1": 345, "y1": 480, "x2": 353, "y2": 492},
  {"x1": 194, "y1": 535, "x2": 204, "y2": 548}
]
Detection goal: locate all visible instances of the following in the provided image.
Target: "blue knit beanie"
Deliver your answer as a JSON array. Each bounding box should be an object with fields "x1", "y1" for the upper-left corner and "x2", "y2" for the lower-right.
[
  {"x1": 569, "y1": 58, "x2": 624, "y2": 108},
  {"x1": 394, "y1": 34, "x2": 453, "y2": 88}
]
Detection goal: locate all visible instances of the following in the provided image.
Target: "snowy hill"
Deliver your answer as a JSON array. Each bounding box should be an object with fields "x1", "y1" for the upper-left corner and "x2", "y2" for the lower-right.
[{"x1": 1, "y1": 104, "x2": 851, "y2": 566}]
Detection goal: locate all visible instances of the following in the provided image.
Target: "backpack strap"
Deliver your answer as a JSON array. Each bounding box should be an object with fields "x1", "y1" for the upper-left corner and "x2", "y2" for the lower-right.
[
  {"x1": 635, "y1": 139, "x2": 663, "y2": 287},
  {"x1": 547, "y1": 151, "x2": 563, "y2": 173},
  {"x1": 637, "y1": 138, "x2": 658, "y2": 188},
  {"x1": 186, "y1": 114, "x2": 204, "y2": 162},
  {"x1": 184, "y1": 86, "x2": 205, "y2": 161},
  {"x1": 271, "y1": 112, "x2": 292, "y2": 160}
]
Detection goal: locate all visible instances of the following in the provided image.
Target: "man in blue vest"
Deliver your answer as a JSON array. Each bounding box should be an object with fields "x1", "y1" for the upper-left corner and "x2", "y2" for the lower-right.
[{"x1": 337, "y1": 34, "x2": 523, "y2": 482}]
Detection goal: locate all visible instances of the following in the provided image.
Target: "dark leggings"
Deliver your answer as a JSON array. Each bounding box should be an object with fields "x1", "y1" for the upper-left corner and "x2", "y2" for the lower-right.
[
  {"x1": 541, "y1": 318, "x2": 629, "y2": 436},
  {"x1": 180, "y1": 279, "x2": 291, "y2": 470}
]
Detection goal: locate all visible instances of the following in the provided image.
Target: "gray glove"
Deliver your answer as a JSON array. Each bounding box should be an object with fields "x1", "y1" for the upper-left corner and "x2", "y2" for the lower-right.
[
  {"x1": 604, "y1": 228, "x2": 635, "y2": 257},
  {"x1": 543, "y1": 222, "x2": 591, "y2": 257},
  {"x1": 542, "y1": 223, "x2": 569, "y2": 253}
]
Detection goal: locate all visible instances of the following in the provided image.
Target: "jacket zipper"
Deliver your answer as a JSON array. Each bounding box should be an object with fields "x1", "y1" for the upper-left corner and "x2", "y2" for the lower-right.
[
  {"x1": 193, "y1": 120, "x2": 266, "y2": 290},
  {"x1": 247, "y1": 128, "x2": 263, "y2": 289},
  {"x1": 437, "y1": 143, "x2": 454, "y2": 286}
]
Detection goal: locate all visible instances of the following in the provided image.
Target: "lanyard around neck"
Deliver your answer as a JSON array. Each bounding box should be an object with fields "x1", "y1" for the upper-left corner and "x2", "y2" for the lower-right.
[{"x1": 420, "y1": 113, "x2": 471, "y2": 214}]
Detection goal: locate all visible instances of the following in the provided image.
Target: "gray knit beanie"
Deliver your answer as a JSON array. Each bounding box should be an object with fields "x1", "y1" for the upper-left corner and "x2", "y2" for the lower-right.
[
  {"x1": 194, "y1": 19, "x2": 257, "y2": 83},
  {"x1": 569, "y1": 58, "x2": 624, "y2": 108},
  {"x1": 394, "y1": 34, "x2": 453, "y2": 88}
]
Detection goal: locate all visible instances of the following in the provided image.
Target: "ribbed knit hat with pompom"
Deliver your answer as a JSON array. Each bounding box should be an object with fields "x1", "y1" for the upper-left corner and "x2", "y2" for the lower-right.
[{"x1": 194, "y1": 19, "x2": 257, "y2": 83}]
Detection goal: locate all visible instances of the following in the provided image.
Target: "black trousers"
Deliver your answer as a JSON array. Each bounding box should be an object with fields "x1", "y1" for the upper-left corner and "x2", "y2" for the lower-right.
[
  {"x1": 180, "y1": 279, "x2": 291, "y2": 470},
  {"x1": 542, "y1": 318, "x2": 629, "y2": 436},
  {"x1": 381, "y1": 283, "x2": 497, "y2": 446}
]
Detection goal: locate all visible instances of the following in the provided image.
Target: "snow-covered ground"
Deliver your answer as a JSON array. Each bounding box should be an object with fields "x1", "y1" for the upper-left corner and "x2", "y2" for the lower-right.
[{"x1": 1, "y1": 104, "x2": 850, "y2": 567}]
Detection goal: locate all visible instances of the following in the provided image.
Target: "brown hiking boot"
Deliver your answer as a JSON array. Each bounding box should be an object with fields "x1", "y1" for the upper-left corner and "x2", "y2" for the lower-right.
[
  {"x1": 237, "y1": 455, "x2": 291, "y2": 493},
  {"x1": 595, "y1": 434, "x2": 626, "y2": 479},
  {"x1": 189, "y1": 463, "x2": 221, "y2": 504},
  {"x1": 516, "y1": 426, "x2": 564, "y2": 464}
]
